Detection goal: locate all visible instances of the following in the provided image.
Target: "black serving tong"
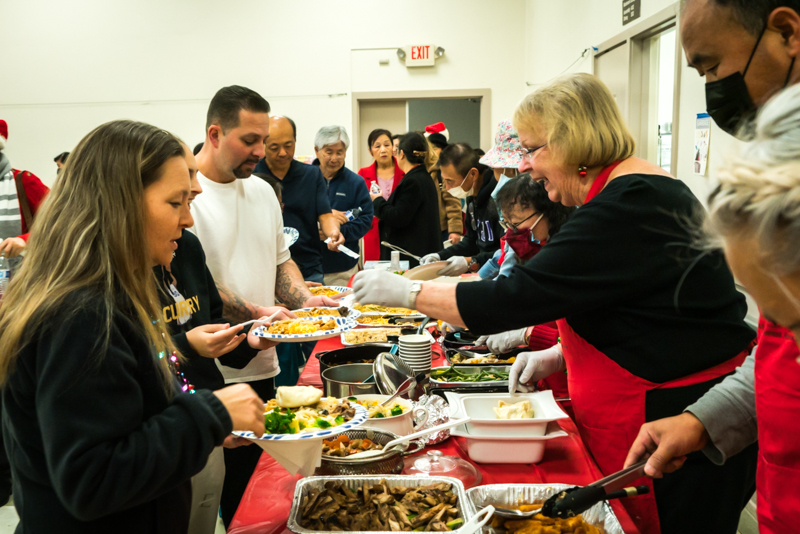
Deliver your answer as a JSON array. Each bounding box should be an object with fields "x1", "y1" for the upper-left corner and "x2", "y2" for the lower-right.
[{"x1": 540, "y1": 460, "x2": 650, "y2": 518}]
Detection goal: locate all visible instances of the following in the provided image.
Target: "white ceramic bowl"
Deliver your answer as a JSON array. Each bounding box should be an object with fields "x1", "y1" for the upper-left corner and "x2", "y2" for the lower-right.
[
  {"x1": 446, "y1": 391, "x2": 569, "y2": 437},
  {"x1": 350, "y1": 395, "x2": 429, "y2": 436}
]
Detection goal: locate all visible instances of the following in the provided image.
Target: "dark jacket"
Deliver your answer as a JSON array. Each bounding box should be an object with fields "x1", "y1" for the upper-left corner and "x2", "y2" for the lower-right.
[
  {"x1": 372, "y1": 165, "x2": 442, "y2": 267},
  {"x1": 254, "y1": 158, "x2": 331, "y2": 275},
  {"x1": 155, "y1": 230, "x2": 259, "y2": 391},
  {"x1": 439, "y1": 170, "x2": 502, "y2": 267},
  {"x1": 313, "y1": 162, "x2": 373, "y2": 274},
  {"x1": 2, "y1": 290, "x2": 231, "y2": 533}
]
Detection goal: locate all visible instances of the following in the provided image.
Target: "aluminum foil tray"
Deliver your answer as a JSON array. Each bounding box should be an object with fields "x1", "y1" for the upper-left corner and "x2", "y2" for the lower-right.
[
  {"x1": 430, "y1": 366, "x2": 510, "y2": 389},
  {"x1": 466, "y1": 484, "x2": 624, "y2": 534},
  {"x1": 288, "y1": 475, "x2": 470, "y2": 534}
]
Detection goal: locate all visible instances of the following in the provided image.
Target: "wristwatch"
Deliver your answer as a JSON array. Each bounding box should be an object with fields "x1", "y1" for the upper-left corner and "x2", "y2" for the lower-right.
[
  {"x1": 408, "y1": 281, "x2": 423, "y2": 309},
  {"x1": 467, "y1": 258, "x2": 480, "y2": 273}
]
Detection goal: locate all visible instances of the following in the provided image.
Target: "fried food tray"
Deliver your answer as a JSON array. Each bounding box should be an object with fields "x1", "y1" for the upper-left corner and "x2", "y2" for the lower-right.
[
  {"x1": 466, "y1": 484, "x2": 624, "y2": 534},
  {"x1": 288, "y1": 475, "x2": 470, "y2": 534}
]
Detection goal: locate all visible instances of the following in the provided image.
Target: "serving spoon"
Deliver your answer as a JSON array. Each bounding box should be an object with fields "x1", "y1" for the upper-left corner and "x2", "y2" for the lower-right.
[{"x1": 346, "y1": 417, "x2": 471, "y2": 459}]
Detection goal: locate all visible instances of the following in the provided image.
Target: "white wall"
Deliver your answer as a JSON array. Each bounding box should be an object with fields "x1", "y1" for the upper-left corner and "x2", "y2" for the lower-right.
[
  {"x1": 2, "y1": 0, "x2": 528, "y2": 186},
  {"x1": 524, "y1": 0, "x2": 724, "y2": 205}
]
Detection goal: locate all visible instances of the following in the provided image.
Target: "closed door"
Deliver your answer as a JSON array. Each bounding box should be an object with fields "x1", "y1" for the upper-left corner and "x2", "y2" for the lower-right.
[
  {"x1": 408, "y1": 98, "x2": 482, "y2": 149},
  {"x1": 595, "y1": 42, "x2": 630, "y2": 122},
  {"x1": 358, "y1": 100, "x2": 406, "y2": 170}
]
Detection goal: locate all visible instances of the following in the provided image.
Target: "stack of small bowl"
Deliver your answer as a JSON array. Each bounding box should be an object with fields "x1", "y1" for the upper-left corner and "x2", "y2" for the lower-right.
[{"x1": 397, "y1": 334, "x2": 432, "y2": 374}]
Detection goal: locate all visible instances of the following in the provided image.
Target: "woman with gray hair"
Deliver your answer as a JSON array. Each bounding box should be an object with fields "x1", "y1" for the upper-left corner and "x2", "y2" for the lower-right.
[{"x1": 626, "y1": 84, "x2": 800, "y2": 534}]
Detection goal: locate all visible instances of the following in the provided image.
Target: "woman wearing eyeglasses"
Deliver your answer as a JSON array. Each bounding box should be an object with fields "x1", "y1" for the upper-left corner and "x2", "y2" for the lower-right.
[{"x1": 353, "y1": 73, "x2": 757, "y2": 534}]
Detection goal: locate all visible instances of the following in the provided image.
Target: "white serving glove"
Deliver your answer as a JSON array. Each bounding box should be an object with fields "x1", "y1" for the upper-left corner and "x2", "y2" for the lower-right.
[
  {"x1": 419, "y1": 253, "x2": 441, "y2": 265},
  {"x1": 441, "y1": 322, "x2": 465, "y2": 334},
  {"x1": 353, "y1": 270, "x2": 415, "y2": 309},
  {"x1": 508, "y1": 345, "x2": 565, "y2": 393},
  {"x1": 475, "y1": 327, "x2": 529, "y2": 354},
  {"x1": 437, "y1": 256, "x2": 469, "y2": 276}
]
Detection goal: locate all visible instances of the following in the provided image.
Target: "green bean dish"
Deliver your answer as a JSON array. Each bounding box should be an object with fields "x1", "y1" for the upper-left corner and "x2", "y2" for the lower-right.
[{"x1": 431, "y1": 366, "x2": 510, "y2": 383}]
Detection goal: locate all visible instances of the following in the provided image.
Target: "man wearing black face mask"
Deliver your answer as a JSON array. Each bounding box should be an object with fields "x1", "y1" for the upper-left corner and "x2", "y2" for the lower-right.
[
  {"x1": 682, "y1": 0, "x2": 800, "y2": 137},
  {"x1": 625, "y1": 3, "x2": 800, "y2": 534}
]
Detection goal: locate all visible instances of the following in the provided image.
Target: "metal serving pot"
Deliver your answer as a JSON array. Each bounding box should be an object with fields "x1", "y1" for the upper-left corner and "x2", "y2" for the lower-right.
[
  {"x1": 321, "y1": 364, "x2": 381, "y2": 397},
  {"x1": 317, "y1": 344, "x2": 394, "y2": 378}
]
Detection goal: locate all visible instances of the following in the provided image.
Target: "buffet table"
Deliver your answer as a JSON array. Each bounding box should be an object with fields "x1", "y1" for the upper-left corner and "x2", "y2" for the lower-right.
[{"x1": 228, "y1": 336, "x2": 641, "y2": 534}]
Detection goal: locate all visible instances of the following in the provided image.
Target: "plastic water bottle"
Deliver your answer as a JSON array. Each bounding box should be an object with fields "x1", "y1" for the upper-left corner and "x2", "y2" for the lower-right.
[
  {"x1": 344, "y1": 207, "x2": 362, "y2": 222},
  {"x1": 0, "y1": 253, "x2": 9, "y2": 302},
  {"x1": 370, "y1": 182, "x2": 381, "y2": 195}
]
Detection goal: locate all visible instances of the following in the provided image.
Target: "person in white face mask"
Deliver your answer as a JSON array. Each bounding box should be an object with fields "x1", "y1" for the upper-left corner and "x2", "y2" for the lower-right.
[{"x1": 419, "y1": 143, "x2": 503, "y2": 276}]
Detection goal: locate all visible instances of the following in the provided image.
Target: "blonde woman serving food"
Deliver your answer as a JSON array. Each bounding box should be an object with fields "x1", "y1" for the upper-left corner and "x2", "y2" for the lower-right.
[{"x1": 354, "y1": 73, "x2": 757, "y2": 534}]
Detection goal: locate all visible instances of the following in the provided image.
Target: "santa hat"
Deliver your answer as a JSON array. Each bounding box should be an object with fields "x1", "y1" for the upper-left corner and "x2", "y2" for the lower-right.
[
  {"x1": 424, "y1": 122, "x2": 449, "y2": 141},
  {"x1": 0, "y1": 120, "x2": 7, "y2": 151}
]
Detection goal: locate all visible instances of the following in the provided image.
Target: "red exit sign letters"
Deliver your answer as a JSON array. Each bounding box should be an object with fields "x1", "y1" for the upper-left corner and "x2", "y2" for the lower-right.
[{"x1": 404, "y1": 44, "x2": 436, "y2": 67}]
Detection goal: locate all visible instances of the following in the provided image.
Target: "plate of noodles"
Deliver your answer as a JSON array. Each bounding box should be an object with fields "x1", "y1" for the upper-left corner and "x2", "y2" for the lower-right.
[
  {"x1": 233, "y1": 386, "x2": 369, "y2": 441},
  {"x1": 252, "y1": 316, "x2": 357, "y2": 342},
  {"x1": 309, "y1": 286, "x2": 350, "y2": 298}
]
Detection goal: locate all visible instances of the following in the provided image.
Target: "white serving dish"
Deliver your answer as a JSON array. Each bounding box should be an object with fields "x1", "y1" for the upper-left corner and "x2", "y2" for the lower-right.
[
  {"x1": 450, "y1": 421, "x2": 568, "y2": 464},
  {"x1": 350, "y1": 394, "x2": 429, "y2": 436},
  {"x1": 445, "y1": 391, "x2": 569, "y2": 437}
]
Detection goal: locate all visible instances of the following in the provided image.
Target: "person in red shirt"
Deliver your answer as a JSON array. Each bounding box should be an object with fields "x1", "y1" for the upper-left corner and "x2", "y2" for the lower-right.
[
  {"x1": 358, "y1": 128, "x2": 404, "y2": 262},
  {"x1": 0, "y1": 120, "x2": 50, "y2": 259}
]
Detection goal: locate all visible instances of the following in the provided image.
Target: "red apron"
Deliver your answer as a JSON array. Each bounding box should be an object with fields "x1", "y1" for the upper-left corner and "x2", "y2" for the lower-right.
[
  {"x1": 556, "y1": 162, "x2": 748, "y2": 534},
  {"x1": 754, "y1": 316, "x2": 800, "y2": 534}
]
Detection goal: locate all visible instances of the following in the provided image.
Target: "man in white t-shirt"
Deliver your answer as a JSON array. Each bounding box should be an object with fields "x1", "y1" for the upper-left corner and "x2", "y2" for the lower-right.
[{"x1": 190, "y1": 85, "x2": 340, "y2": 527}]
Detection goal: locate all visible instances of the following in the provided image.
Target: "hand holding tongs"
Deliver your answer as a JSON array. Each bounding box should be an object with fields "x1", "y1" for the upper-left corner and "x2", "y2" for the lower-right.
[
  {"x1": 541, "y1": 460, "x2": 650, "y2": 518},
  {"x1": 494, "y1": 460, "x2": 650, "y2": 519},
  {"x1": 380, "y1": 241, "x2": 421, "y2": 261}
]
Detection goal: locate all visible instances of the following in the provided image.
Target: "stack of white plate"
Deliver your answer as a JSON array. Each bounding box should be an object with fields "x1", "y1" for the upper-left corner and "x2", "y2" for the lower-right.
[{"x1": 398, "y1": 334, "x2": 432, "y2": 373}]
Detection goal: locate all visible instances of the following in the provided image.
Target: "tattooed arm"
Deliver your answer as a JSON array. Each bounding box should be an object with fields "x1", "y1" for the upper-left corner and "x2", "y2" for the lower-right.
[
  {"x1": 275, "y1": 260, "x2": 314, "y2": 310},
  {"x1": 215, "y1": 282, "x2": 264, "y2": 324}
]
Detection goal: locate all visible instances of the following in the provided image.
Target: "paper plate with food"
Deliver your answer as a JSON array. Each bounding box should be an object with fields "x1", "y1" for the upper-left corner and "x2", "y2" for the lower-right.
[
  {"x1": 252, "y1": 315, "x2": 357, "y2": 342},
  {"x1": 233, "y1": 386, "x2": 369, "y2": 442},
  {"x1": 308, "y1": 285, "x2": 350, "y2": 297},
  {"x1": 293, "y1": 306, "x2": 360, "y2": 319}
]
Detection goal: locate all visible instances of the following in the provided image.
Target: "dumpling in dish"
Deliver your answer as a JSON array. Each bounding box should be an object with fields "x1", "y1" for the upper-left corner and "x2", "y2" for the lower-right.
[
  {"x1": 276, "y1": 386, "x2": 323, "y2": 408},
  {"x1": 494, "y1": 400, "x2": 535, "y2": 419}
]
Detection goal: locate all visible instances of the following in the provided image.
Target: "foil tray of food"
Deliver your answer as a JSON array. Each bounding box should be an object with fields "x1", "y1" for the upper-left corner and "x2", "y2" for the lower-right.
[
  {"x1": 430, "y1": 366, "x2": 510, "y2": 389},
  {"x1": 288, "y1": 475, "x2": 471, "y2": 534},
  {"x1": 465, "y1": 484, "x2": 624, "y2": 534}
]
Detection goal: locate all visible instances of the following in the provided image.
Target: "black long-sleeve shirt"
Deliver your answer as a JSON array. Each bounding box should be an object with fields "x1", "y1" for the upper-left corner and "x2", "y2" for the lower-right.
[
  {"x1": 438, "y1": 170, "x2": 502, "y2": 266},
  {"x1": 373, "y1": 165, "x2": 442, "y2": 267},
  {"x1": 457, "y1": 174, "x2": 755, "y2": 385},
  {"x1": 2, "y1": 291, "x2": 231, "y2": 533},
  {"x1": 155, "y1": 230, "x2": 259, "y2": 391}
]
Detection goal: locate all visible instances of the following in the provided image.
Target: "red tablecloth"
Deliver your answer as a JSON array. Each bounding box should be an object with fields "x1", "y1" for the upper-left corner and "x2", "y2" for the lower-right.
[{"x1": 228, "y1": 337, "x2": 641, "y2": 534}]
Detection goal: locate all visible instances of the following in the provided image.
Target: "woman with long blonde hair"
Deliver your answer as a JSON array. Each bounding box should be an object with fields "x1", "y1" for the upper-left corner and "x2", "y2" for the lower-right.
[{"x1": 0, "y1": 120, "x2": 265, "y2": 533}]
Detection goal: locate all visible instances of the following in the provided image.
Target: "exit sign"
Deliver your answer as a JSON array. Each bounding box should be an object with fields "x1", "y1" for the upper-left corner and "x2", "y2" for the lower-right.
[{"x1": 405, "y1": 44, "x2": 436, "y2": 67}]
